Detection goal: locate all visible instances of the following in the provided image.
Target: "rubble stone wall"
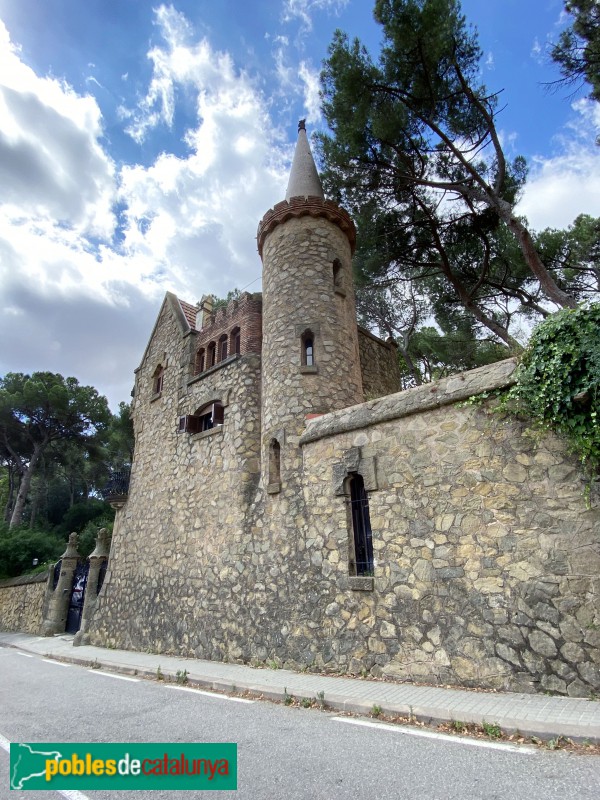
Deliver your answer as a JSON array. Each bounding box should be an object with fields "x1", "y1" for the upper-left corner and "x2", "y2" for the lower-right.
[
  {"x1": 88, "y1": 300, "x2": 262, "y2": 654},
  {"x1": 0, "y1": 573, "x2": 47, "y2": 634},
  {"x1": 89, "y1": 352, "x2": 600, "y2": 696},
  {"x1": 358, "y1": 326, "x2": 401, "y2": 399}
]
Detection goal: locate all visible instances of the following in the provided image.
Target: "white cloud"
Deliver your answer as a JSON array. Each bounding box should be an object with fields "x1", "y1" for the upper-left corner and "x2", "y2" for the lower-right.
[
  {"x1": 0, "y1": 20, "x2": 116, "y2": 237},
  {"x1": 530, "y1": 37, "x2": 543, "y2": 64},
  {"x1": 518, "y1": 100, "x2": 600, "y2": 230},
  {"x1": 0, "y1": 7, "x2": 293, "y2": 408},
  {"x1": 282, "y1": 0, "x2": 349, "y2": 33},
  {"x1": 298, "y1": 62, "x2": 321, "y2": 124}
]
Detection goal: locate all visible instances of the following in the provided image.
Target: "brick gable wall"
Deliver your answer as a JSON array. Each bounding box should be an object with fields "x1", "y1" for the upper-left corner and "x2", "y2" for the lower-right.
[{"x1": 194, "y1": 292, "x2": 262, "y2": 361}]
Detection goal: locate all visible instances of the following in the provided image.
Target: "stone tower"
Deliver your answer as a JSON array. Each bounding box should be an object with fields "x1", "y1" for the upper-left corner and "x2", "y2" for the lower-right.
[{"x1": 257, "y1": 121, "x2": 363, "y2": 493}]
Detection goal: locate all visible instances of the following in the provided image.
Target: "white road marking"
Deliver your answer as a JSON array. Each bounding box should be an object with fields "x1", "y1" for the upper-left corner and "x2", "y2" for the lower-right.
[
  {"x1": 0, "y1": 733, "x2": 91, "y2": 800},
  {"x1": 331, "y1": 717, "x2": 537, "y2": 754},
  {"x1": 165, "y1": 685, "x2": 254, "y2": 703},
  {"x1": 87, "y1": 670, "x2": 139, "y2": 682},
  {"x1": 43, "y1": 659, "x2": 71, "y2": 667},
  {"x1": 16, "y1": 653, "x2": 33, "y2": 658}
]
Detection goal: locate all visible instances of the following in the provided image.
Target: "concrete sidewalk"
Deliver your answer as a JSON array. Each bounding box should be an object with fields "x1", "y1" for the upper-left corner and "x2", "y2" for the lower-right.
[{"x1": 1, "y1": 631, "x2": 599, "y2": 743}]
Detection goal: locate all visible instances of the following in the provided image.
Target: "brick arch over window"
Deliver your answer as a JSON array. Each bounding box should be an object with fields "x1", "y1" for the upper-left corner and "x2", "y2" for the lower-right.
[
  {"x1": 195, "y1": 348, "x2": 205, "y2": 375},
  {"x1": 230, "y1": 326, "x2": 241, "y2": 355},
  {"x1": 218, "y1": 334, "x2": 228, "y2": 362},
  {"x1": 207, "y1": 341, "x2": 216, "y2": 368}
]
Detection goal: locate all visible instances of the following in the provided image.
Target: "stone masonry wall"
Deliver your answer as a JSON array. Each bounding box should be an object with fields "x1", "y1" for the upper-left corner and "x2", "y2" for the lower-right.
[
  {"x1": 0, "y1": 573, "x2": 47, "y2": 634},
  {"x1": 88, "y1": 298, "x2": 263, "y2": 654},
  {"x1": 358, "y1": 326, "x2": 401, "y2": 400},
  {"x1": 88, "y1": 350, "x2": 599, "y2": 696},
  {"x1": 297, "y1": 360, "x2": 600, "y2": 696}
]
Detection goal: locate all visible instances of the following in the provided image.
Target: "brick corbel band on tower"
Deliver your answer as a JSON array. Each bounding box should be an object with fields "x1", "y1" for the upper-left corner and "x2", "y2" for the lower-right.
[{"x1": 257, "y1": 196, "x2": 356, "y2": 256}]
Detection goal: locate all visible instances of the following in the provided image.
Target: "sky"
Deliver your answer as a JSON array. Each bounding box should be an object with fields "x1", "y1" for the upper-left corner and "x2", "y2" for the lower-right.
[{"x1": 0, "y1": 0, "x2": 599, "y2": 409}]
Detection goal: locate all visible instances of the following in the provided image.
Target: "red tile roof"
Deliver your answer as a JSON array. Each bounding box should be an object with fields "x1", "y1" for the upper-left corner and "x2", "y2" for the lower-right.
[{"x1": 179, "y1": 299, "x2": 197, "y2": 329}]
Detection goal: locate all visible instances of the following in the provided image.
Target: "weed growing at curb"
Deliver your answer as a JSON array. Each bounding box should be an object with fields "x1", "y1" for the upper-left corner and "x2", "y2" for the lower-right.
[
  {"x1": 175, "y1": 669, "x2": 188, "y2": 685},
  {"x1": 283, "y1": 687, "x2": 293, "y2": 706},
  {"x1": 371, "y1": 705, "x2": 383, "y2": 718},
  {"x1": 482, "y1": 721, "x2": 502, "y2": 739},
  {"x1": 156, "y1": 665, "x2": 164, "y2": 681}
]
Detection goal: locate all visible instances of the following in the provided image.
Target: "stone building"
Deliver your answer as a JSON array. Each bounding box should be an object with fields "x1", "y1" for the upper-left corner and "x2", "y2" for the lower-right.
[{"x1": 85, "y1": 124, "x2": 600, "y2": 697}]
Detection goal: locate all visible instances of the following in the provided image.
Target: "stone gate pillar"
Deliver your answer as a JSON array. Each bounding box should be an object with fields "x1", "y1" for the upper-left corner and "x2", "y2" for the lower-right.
[
  {"x1": 73, "y1": 528, "x2": 111, "y2": 646},
  {"x1": 42, "y1": 532, "x2": 81, "y2": 636}
]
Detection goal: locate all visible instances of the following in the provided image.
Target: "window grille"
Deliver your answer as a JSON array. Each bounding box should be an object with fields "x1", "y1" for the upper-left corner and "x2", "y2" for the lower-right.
[{"x1": 349, "y1": 473, "x2": 374, "y2": 576}]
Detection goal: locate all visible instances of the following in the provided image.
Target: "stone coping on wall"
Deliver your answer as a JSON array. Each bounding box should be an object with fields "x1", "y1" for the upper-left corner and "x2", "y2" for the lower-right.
[
  {"x1": 300, "y1": 357, "x2": 518, "y2": 445},
  {"x1": 0, "y1": 572, "x2": 48, "y2": 588}
]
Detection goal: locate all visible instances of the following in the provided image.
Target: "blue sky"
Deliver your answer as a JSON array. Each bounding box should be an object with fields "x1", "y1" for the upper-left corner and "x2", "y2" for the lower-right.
[{"x1": 0, "y1": 0, "x2": 598, "y2": 408}]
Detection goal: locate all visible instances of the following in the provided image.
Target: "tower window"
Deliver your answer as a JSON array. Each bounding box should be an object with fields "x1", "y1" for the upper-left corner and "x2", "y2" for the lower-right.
[
  {"x1": 269, "y1": 439, "x2": 281, "y2": 484},
  {"x1": 219, "y1": 334, "x2": 228, "y2": 362},
  {"x1": 301, "y1": 330, "x2": 315, "y2": 366},
  {"x1": 348, "y1": 473, "x2": 374, "y2": 577},
  {"x1": 231, "y1": 326, "x2": 241, "y2": 355},
  {"x1": 333, "y1": 259, "x2": 342, "y2": 287}
]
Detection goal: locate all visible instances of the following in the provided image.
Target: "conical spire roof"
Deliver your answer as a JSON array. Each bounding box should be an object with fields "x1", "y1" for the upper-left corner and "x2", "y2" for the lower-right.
[{"x1": 285, "y1": 120, "x2": 324, "y2": 201}]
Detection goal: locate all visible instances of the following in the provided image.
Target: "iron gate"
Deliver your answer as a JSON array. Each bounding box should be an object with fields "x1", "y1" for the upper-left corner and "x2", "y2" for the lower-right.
[{"x1": 66, "y1": 561, "x2": 89, "y2": 634}]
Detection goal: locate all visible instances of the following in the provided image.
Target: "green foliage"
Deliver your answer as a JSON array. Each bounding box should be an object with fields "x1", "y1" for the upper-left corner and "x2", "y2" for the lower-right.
[
  {"x1": 78, "y1": 518, "x2": 113, "y2": 559},
  {"x1": 505, "y1": 304, "x2": 600, "y2": 477},
  {"x1": 105, "y1": 402, "x2": 134, "y2": 470},
  {"x1": 55, "y1": 499, "x2": 113, "y2": 538},
  {"x1": 0, "y1": 371, "x2": 112, "y2": 528},
  {"x1": 550, "y1": 1, "x2": 600, "y2": 103},
  {"x1": 0, "y1": 522, "x2": 65, "y2": 579},
  {"x1": 212, "y1": 289, "x2": 242, "y2": 311},
  {"x1": 319, "y1": 0, "x2": 577, "y2": 330}
]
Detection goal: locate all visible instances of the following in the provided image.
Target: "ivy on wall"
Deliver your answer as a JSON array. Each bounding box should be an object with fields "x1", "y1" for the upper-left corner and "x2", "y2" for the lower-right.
[{"x1": 505, "y1": 304, "x2": 600, "y2": 481}]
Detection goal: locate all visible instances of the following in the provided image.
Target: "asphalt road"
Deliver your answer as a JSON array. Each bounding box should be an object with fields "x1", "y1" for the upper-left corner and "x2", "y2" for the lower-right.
[{"x1": 1, "y1": 646, "x2": 599, "y2": 799}]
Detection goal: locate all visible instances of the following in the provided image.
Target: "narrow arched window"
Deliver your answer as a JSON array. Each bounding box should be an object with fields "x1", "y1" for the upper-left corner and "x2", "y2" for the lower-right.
[
  {"x1": 219, "y1": 334, "x2": 228, "y2": 362},
  {"x1": 231, "y1": 326, "x2": 241, "y2": 355},
  {"x1": 348, "y1": 473, "x2": 374, "y2": 576},
  {"x1": 207, "y1": 341, "x2": 216, "y2": 368},
  {"x1": 152, "y1": 365, "x2": 164, "y2": 395},
  {"x1": 269, "y1": 439, "x2": 281, "y2": 486},
  {"x1": 333, "y1": 259, "x2": 342, "y2": 288},
  {"x1": 301, "y1": 330, "x2": 314, "y2": 366},
  {"x1": 195, "y1": 348, "x2": 205, "y2": 375}
]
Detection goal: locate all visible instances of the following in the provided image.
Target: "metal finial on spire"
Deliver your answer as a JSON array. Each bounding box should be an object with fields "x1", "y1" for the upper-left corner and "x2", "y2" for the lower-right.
[{"x1": 298, "y1": 118, "x2": 306, "y2": 132}]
